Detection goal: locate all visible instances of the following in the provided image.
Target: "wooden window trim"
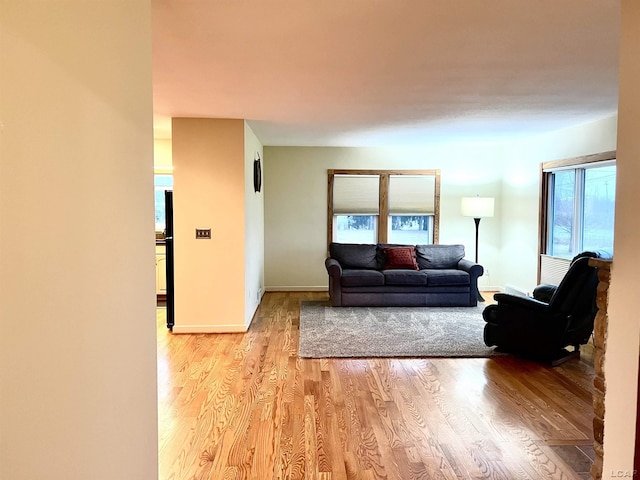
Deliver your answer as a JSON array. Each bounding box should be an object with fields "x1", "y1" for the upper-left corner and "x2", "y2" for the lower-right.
[
  {"x1": 328, "y1": 169, "x2": 441, "y2": 248},
  {"x1": 537, "y1": 150, "x2": 616, "y2": 282}
]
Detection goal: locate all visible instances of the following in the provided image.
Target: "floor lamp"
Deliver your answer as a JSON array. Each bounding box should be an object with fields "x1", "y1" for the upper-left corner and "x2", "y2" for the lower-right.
[{"x1": 461, "y1": 196, "x2": 495, "y2": 302}]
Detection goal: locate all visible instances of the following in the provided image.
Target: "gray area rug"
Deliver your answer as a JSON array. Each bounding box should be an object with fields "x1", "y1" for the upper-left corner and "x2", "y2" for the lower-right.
[{"x1": 299, "y1": 301, "x2": 501, "y2": 358}]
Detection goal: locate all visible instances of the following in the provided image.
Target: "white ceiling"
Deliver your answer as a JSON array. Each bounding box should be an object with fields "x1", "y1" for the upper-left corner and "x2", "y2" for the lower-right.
[{"x1": 152, "y1": 0, "x2": 620, "y2": 146}]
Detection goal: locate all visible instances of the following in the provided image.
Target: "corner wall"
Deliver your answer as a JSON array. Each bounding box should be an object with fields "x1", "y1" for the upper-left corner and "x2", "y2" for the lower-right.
[
  {"x1": 499, "y1": 115, "x2": 618, "y2": 293},
  {"x1": 0, "y1": 2, "x2": 158, "y2": 479},
  {"x1": 172, "y1": 118, "x2": 247, "y2": 332},
  {"x1": 244, "y1": 122, "x2": 265, "y2": 327},
  {"x1": 602, "y1": 0, "x2": 640, "y2": 473}
]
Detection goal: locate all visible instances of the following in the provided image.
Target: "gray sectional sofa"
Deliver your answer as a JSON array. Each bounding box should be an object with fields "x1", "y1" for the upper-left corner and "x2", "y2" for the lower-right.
[{"x1": 325, "y1": 242, "x2": 484, "y2": 307}]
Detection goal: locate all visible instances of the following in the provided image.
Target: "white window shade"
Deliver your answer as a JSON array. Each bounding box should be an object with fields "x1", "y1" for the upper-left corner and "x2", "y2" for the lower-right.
[
  {"x1": 333, "y1": 175, "x2": 380, "y2": 214},
  {"x1": 389, "y1": 175, "x2": 436, "y2": 214}
]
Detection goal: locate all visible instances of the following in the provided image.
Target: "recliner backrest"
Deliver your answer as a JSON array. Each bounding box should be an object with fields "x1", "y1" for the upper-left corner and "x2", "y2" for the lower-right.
[
  {"x1": 548, "y1": 254, "x2": 599, "y2": 315},
  {"x1": 547, "y1": 254, "x2": 601, "y2": 346}
]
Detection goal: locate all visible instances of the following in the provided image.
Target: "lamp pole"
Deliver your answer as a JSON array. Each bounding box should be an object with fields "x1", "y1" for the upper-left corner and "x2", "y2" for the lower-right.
[
  {"x1": 461, "y1": 196, "x2": 494, "y2": 304},
  {"x1": 474, "y1": 217, "x2": 484, "y2": 302},
  {"x1": 474, "y1": 217, "x2": 481, "y2": 263}
]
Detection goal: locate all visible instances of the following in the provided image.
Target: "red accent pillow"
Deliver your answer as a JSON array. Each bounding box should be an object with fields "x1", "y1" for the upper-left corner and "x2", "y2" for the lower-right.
[{"x1": 383, "y1": 247, "x2": 419, "y2": 270}]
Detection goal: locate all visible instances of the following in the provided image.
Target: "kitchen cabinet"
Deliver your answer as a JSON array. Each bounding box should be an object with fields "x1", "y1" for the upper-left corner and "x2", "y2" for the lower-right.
[{"x1": 156, "y1": 244, "x2": 166, "y2": 295}]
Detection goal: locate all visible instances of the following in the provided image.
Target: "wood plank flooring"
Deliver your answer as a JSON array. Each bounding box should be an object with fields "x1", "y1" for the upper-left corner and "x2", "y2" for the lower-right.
[{"x1": 157, "y1": 292, "x2": 595, "y2": 480}]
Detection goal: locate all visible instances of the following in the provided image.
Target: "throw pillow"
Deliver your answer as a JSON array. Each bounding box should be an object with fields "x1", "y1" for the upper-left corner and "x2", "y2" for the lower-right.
[{"x1": 383, "y1": 246, "x2": 419, "y2": 270}]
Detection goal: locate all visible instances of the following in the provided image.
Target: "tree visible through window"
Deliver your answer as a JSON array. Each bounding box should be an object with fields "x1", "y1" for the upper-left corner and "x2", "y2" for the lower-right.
[
  {"x1": 389, "y1": 215, "x2": 433, "y2": 244},
  {"x1": 155, "y1": 174, "x2": 173, "y2": 232},
  {"x1": 335, "y1": 215, "x2": 377, "y2": 243},
  {"x1": 583, "y1": 166, "x2": 616, "y2": 252}
]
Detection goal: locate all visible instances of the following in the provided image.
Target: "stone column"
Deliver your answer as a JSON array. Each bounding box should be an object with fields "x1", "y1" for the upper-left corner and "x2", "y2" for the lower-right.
[{"x1": 589, "y1": 258, "x2": 612, "y2": 480}]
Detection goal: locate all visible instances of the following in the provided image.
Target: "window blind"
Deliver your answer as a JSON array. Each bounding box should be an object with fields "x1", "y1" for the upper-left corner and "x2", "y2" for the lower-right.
[
  {"x1": 333, "y1": 175, "x2": 380, "y2": 214},
  {"x1": 388, "y1": 175, "x2": 435, "y2": 214}
]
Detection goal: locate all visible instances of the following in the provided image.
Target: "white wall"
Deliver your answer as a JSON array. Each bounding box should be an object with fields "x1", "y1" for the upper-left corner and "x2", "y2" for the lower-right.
[
  {"x1": 264, "y1": 145, "x2": 504, "y2": 290},
  {"x1": 244, "y1": 122, "x2": 265, "y2": 327},
  {"x1": 602, "y1": 0, "x2": 640, "y2": 474},
  {"x1": 500, "y1": 115, "x2": 618, "y2": 293},
  {"x1": 0, "y1": 2, "x2": 158, "y2": 479}
]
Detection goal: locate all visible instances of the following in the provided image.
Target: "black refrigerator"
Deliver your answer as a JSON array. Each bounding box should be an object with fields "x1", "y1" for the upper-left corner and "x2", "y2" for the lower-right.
[{"x1": 164, "y1": 190, "x2": 175, "y2": 329}]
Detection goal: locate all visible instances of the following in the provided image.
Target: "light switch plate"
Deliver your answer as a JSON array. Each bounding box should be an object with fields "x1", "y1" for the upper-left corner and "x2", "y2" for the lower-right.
[{"x1": 195, "y1": 228, "x2": 211, "y2": 239}]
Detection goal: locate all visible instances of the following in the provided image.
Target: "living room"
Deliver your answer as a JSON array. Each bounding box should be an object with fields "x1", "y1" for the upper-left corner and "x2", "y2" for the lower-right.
[
  {"x1": 2, "y1": 1, "x2": 639, "y2": 480},
  {"x1": 156, "y1": 114, "x2": 617, "y2": 331}
]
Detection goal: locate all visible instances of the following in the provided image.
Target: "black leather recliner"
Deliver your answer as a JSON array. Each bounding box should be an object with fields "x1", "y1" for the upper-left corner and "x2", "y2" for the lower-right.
[{"x1": 483, "y1": 251, "x2": 607, "y2": 365}]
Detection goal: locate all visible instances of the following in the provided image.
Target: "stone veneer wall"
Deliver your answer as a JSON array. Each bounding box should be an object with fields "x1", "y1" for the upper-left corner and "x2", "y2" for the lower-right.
[{"x1": 589, "y1": 258, "x2": 612, "y2": 480}]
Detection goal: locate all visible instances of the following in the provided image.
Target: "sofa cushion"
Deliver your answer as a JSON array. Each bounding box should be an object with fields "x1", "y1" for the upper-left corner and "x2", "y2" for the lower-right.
[
  {"x1": 340, "y1": 269, "x2": 385, "y2": 287},
  {"x1": 383, "y1": 269, "x2": 428, "y2": 286},
  {"x1": 382, "y1": 246, "x2": 419, "y2": 270},
  {"x1": 416, "y1": 244, "x2": 465, "y2": 269},
  {"x1": 424, "y1": 269, "x2": 470, "y2": 286},
  {"x1": 330, "y1": 243, "x2": 379, "y2": 269}
]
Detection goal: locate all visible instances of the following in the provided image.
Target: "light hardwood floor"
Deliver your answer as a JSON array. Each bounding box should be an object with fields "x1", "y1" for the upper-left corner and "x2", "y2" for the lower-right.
[{"x1": 157, "y1": 292, "x2": 595, "y2": 480}]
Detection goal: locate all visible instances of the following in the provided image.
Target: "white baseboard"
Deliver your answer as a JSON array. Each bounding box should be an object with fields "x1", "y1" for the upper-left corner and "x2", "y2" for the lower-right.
[
  {"x1": 265, "y1": 286, "x2": 328, "y2": 292},
  {"x1": 504, "y1": 284, "x2": 530, "y2": 296},
  {"x1": 172, "y1": 324, "x2": 248, "y2": 334},
  {"x1": 480, "y1": 285, "x2": 504, "y2": 292}
]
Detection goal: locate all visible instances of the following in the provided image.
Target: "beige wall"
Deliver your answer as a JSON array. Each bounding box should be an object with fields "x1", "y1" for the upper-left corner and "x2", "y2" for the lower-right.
[
  {"x1": 172, "y1": 118, "x2": 247, "y2": 332},
  {"x1": 602, "y1": 0, "x2": 640, "y2": 473},
  {"x1": 0, "y1": 2, "x2": 158, "y2": 479},
  {"x1": 264, "y1": 145, "x2": 504, "y2": 290}
]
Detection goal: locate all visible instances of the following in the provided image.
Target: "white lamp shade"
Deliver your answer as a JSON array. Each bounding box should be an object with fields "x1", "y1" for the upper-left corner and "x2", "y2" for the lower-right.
[{"x1": 461, "y1": 197, "x2": 495, "y2": 218}]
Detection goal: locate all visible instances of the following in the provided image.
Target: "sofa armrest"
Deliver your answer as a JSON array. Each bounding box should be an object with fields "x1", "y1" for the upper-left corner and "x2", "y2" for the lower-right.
[
  {"x1": 456, "y1": 259, "x2": 484, "y2": 306},
  {"x1": 325, "y1": 258, "x2": 343, "y2": 306},
  {"x1": 457, "y1": 259, "x2": 484, "y2": 278},
  {"x1": 325, "y1": 258, "x2": 343, "y2": 277}
]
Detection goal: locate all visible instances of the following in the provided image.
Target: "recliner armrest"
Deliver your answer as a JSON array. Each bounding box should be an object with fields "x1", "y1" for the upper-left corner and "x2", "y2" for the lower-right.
[
  {"x1": 532, "y1": 284, "x2": 557, "y2": 303},
  {"x1": 493, "y1": 292, "x2": 550, "y2": 313}
]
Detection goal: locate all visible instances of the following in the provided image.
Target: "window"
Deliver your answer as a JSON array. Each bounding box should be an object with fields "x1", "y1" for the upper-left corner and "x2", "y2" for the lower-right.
[
  {"x1": 388, "y1": 175, "x2": 436, "y2": 244},
  {"x1": 155, "y1": 174, "x2": 173, "y2": 232},
  {"x1": 583, "y1": 166, "x2": 616, "y2": 252},
  {"x1": 542, "y1": 153, "x2": 615, "y2": 260},
  {"x1": 549, "y1": 170, "x2": 576, "y2": 257},
  {"x1": 328, "y1": 170, "x2": 440, "y2": 246},
  {"x1": 389, "y1": 215, "x2": 434, "y2": 244},
  {"x1": 335, "y1": 215, "x2": 378, "y2": 243},
  {"x1": 332, "y1": 175, "x2": 379, "y2": 243}
]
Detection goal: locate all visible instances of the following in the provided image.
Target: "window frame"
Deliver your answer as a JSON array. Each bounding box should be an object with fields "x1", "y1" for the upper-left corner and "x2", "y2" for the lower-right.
[
  {"x1": 328, "y1": 169, "x2": 441, "y2": 247},
  {"x1": 538, "y1": 150, "x2": 616, "y2": 281}
]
